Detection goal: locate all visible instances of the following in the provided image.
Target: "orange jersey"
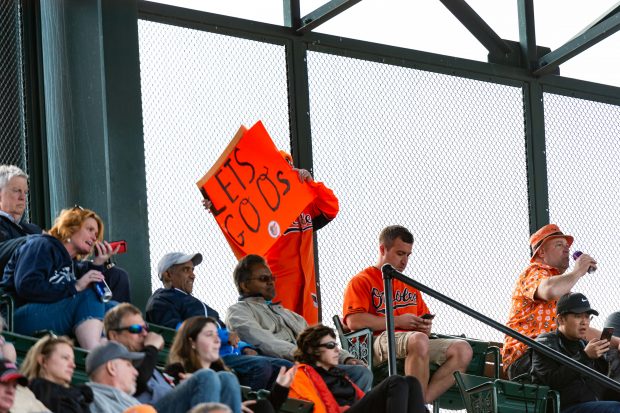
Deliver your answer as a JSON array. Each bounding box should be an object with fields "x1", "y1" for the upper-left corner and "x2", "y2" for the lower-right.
[
  {"x1": 502, "y1": 262, "x2": 560, "y2": 369},
  {"x1": 225, "y1": 180, "x2": 338, "y2": 324},
  {"x1": 343, "y1": 266, "x2": 430, "y2": 333}
]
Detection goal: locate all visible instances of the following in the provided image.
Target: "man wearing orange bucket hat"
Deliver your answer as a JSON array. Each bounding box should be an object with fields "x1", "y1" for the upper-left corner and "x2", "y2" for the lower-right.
[{"x1": 502, "y1": 224, "x2": 598, "y2": 379}]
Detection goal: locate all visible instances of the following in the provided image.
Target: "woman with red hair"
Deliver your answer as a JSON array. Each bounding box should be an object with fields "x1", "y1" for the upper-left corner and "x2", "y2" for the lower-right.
[{"x1": 0, "y1": 207, "x2": 117, "y2": 349}]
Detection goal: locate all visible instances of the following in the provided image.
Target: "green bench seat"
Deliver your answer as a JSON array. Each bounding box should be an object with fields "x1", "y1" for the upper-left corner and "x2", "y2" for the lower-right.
[{"x1": 332, "y1": 315, "x2": 501, "y2": 412}]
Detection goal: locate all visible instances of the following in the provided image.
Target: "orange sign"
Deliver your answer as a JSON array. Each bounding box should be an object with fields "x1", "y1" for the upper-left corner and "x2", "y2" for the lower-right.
[{"x1": 197, "y1": 121, "x2": 316, "y2": 255}]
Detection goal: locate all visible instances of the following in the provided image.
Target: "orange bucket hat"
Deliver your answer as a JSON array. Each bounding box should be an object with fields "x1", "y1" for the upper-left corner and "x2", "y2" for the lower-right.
[{"x1": 529, "y1": 224, "x2": 574, "y2": 262}]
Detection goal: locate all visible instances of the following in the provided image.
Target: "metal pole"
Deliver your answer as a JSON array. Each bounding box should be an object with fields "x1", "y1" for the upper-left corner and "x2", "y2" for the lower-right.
[
  {"x1": 382, "y1": 266, "x2": 620, "y2": 393},
  {"x1": 381, "y1": 264, "x2": 398, "y2": 376}
]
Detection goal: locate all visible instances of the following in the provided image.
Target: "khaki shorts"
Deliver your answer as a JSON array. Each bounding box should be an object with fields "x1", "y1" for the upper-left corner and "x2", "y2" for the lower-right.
[{"x1": 373, "y1": 331, "x2": 461, "y2": 366}]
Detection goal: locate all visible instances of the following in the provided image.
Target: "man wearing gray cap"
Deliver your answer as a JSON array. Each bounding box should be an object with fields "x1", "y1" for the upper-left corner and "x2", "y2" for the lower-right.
[
  {"x1": 532, "y1": 293, "x2": 620, "y2": 412},
  {"x1": 145, "y1": 252, "x2": 292, "y2": 390},
  {"x1": 86, "y1": 341, "x2": 145, "y2": 412}
]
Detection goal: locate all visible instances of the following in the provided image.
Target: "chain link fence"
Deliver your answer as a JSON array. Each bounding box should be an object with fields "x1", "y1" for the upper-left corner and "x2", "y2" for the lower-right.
[
  {"x1": 137, "y1": 12, "x2": 620, "y2": 351},
  {"x1": 545, "y1": 92, "x2": 620, "y2": 330},
  {"x1": 0, "y1": 0, "x2": 27, "y2": 170},
  {"x1": 138, "y1": 20, "x2": 290, "y2": 317},
  {"x1": 307, "y1": 52, "x2": 530, "y2": 342}
]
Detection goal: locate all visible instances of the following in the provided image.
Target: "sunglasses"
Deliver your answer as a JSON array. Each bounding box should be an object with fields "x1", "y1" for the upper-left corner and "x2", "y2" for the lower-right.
[
  {"x1": 248, "y1": 275, "x2": 276, "y2": 283},
  {"x1": 112, "y1": 324, "x2": 149, "y2": 334},
  {"x1": 317, "y1": 341, "x2": 339, "y2": 350}
]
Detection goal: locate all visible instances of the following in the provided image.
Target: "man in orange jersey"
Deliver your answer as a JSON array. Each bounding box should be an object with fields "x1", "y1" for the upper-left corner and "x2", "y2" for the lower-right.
[
  {"x1": 502, "y1": 224, "x2": 599, "y2": 379},
  {"x1": 204, "y1": 150, "x2": 338, "y2": 324},
  {"x1": 343, "y1": 225, "x2": 472, "y2": 403}
]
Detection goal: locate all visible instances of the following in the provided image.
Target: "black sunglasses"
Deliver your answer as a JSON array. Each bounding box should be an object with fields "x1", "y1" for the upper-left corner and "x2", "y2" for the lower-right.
[
  {"x1": 112, "y1": 324, "x2": 149, "y2": 334},
  {"x1": 248, "y1": 275, "x2": 276, "y2": 283},
  {"x1": 317, "y1": 341, "x2": 339, "y2": 350}
]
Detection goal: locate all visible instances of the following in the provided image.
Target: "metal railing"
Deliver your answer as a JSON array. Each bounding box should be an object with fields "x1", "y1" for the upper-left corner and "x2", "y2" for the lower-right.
[{"x1": 381, "y1": 264, "x2": 620, "y2": 393}]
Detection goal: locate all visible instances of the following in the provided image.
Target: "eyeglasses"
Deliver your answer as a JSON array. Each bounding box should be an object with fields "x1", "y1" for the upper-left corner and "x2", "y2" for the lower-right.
[
  {"x1": 112, "y1": 324, "x2": 149, "y2": 334},
  {"x1": 248, "y1": 275, "x2": 276, "y2": 283},
  {"x1": 317, "y1": 341, "x2": 339, "y2": 350}
]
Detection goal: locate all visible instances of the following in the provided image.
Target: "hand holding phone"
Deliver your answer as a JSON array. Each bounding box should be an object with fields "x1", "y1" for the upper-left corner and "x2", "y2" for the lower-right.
[
  {"x1": 421, "y1": 313, "x2": 435, "y2": 320},
  {"x1": 601, "y1": 327, "x2": 614, "y2": 342},
  {"x1": 109, "y1": 240, "x2": 127, "y2": 254}
]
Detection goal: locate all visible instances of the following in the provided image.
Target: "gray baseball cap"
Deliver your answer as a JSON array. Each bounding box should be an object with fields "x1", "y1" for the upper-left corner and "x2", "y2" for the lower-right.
[
  {"x1": 157, "y1": 252, "x2": 203, "y2": 281},
  {"x1": 86, "y1": 342, "x2": 144, "y2": 376}
]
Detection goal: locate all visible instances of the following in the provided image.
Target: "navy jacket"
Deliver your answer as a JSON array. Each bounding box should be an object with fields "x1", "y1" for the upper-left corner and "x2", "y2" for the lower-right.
[
  {"x1": 145, "y1": 287, "x2": 221, "y2": 329},
  {"x1": 0, "y1": 214, "x2": 42, "y2": 242},
  {"x1": 0, "y1": 234, "x2": 101, "y2": 307}
]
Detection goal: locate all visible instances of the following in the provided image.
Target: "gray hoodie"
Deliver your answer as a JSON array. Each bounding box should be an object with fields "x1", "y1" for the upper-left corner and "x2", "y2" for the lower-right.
[{"x1": 86, "y1": 382, "x2": 139, "y2": 413}]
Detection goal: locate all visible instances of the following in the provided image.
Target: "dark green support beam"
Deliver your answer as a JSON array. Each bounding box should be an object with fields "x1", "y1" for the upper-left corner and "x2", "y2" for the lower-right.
[
  {"x1": 39, "y1": 0, "x2": 151, "y2": 309},
  {"x1": 523, "y1": 80, "x2": 550, "y2": 234},
  {"x1": 534, "y1": 9, "x2": 620, "y2": 76},
  {"x1": 517, "y1": 0, "x2": 537, "y2": 70},
  {"x1": 22, "y1": 0, "x2": 51, "y2": 228},
  {"x1": 297, "y1": 0, "x2": 363, "y2": 33},
  {"x1": 284, "y1": 37, "x2": 323, "y2": 320},
  {"x1": 568, "y1": 2, "x2": 620, "y2": 41},
  {"x1": 438, "y1": 0, "x2": 512, "y2": 60},
  {"x1": 283, "y1": 0, "x2": 301, "y2": 28}
]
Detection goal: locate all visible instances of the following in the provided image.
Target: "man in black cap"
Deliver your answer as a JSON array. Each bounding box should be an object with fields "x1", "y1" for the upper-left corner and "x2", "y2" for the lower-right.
[
  {"x1": 532, "y1": 292, "x2": 620, "y2": 413},
  {"x1": 0, "y1": 359, "x2": 28, "y2": 413}
]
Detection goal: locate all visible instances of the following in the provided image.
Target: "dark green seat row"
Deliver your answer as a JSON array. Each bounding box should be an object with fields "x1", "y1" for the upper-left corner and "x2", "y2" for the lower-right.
[
  {"x1": 147, "y1": 322, "x2": 176, "y2": 367},
  {"x1": 241, "y1": 385, "x2": 314, "y2": 413},
  {"x1": 3, "y1": 330, "x2": 90, "y2": 385},
  {"x1": 332, "y1": 315, "x2": 501, "y2": 413},
  {"x1": 454, "y1": 371, "x2": 559, "y2": 413}
]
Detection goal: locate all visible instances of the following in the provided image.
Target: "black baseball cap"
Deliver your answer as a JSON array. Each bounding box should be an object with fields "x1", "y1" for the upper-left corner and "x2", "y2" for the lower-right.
[{"x1": 556, "y1": 292, "x2": 599, "y2": 316}]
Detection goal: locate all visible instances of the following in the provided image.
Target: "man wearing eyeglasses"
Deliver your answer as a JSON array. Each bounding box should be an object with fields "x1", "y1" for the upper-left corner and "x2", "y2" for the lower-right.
[
  {"x1": 105, "y1": 303, "x2": 244, "y2": 410},
  {"x1": 226, "y1": 254, "x2": 373, "y2": 392},
  {"x1": 145, "y1": 252, "x2": 292, "y2": 390},
  {"x1": 531, "y1": 293, "x2": 620, "y2": 413}
]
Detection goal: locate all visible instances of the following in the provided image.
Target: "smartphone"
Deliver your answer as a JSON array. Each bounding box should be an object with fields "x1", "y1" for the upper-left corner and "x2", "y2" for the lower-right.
[
  {"x1": 109, "y1": 240, "x2": 127, "y2": 254},
  {"x1": 601, "y1": 327, "x2": 614, "y2": 342},
  {"x1": 421, "y1": 313, "x2": 435, "y2": 320}
]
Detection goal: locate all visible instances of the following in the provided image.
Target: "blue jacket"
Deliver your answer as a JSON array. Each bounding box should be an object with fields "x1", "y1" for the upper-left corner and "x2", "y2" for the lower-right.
[
  {"x1": 0, "y1": 234, "x2": 101, "y2": 307},
  {"x1": 145, "y1": 287, "x2": 253, "y2": 355},
  {"x1": 145, "y1": 287, "x2": 221, "y2": 329}
]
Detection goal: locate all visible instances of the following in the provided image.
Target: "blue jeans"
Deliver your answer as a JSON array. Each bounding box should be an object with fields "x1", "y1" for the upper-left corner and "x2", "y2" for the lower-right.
[
  {"x1": 223, "y1": 354, "x2": 293, "y2": 390},
  {"x1": 339, "y1": 364, "x2": 374, "y2": 392},
  {"x1": 562, "y1": 401, "x2": 620, "y2": 413},
  {"x1": 153, "y1": 369, "x2": 242, "y2": 413},
  {"x1": 15, "y1": 288, "x2": 105, "y2": 336}
]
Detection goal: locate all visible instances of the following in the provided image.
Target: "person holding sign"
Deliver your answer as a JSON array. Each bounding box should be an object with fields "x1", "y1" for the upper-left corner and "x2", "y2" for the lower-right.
[{"x1": 200, "y1": 123, "x2": 338, "y2": 325}]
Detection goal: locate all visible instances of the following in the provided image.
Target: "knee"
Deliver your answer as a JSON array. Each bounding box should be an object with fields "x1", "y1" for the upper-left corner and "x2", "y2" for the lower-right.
[
  {"x1": 447, "y1": 341, "x2": 473, "y2": 367},
  {"x1": 406, "y1": 333, "x2": 429, "y2": 358},
  {"x1": 217, "y1": 370, "x2": 241, "y2": 388},
  {"x1": 192, "y1": 368, "x2": 219, "y2": 387},
  {"x1": 385, "y1": 375, "x2": 408, "y2": 390}
]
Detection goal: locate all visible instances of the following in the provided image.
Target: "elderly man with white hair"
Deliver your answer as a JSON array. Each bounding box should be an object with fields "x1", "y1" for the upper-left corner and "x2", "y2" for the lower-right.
[{"x1": 0, "y1": 165, "x2": 42, "y2": 242}]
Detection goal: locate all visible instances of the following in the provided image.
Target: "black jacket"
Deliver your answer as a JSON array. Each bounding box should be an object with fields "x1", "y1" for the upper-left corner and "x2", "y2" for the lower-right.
[
  {"x1": 29, "y1": 378, "x2": 93, "y2": 413},
  {"x1": 0, "y1": 214, "x2": 42, "y2": 242},
  {"x1": 532, "y1": 329, "x2": 610, "y2": 409}
]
